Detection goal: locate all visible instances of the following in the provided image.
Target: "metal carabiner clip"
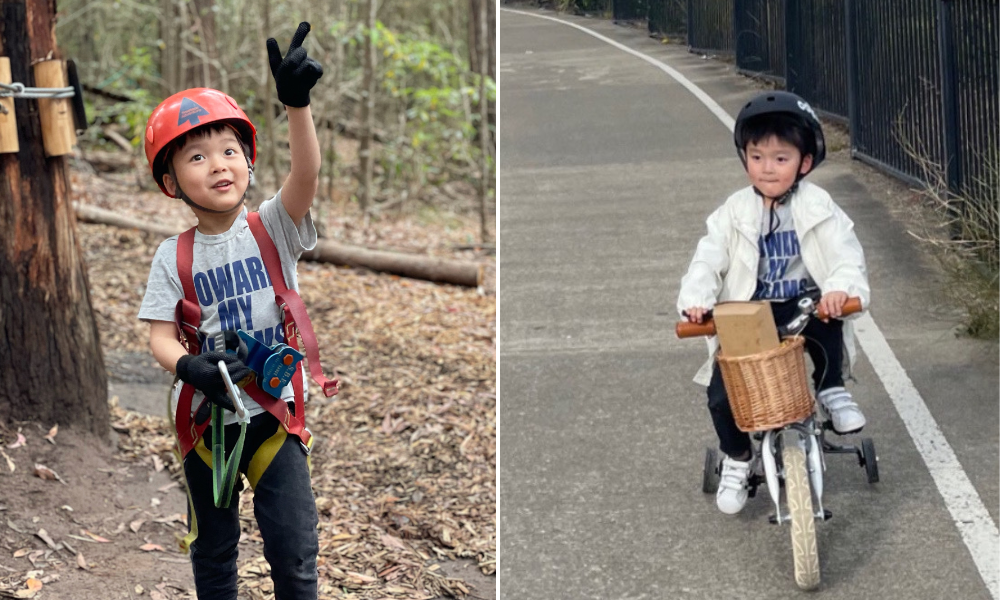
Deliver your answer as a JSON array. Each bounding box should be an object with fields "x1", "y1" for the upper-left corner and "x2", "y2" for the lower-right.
[{"x1": 218, "y1": 361, "x2": 250, "y2": 423}]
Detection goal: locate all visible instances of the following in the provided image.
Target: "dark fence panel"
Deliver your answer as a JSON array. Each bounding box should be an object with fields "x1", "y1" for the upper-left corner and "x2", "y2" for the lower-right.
[
  {"x1": 734, "y1": 0, "x2": 786, "y2": 82},
  {"x1": 849, "y1": 0, "x2": 943, "y2": 186},
  {"x1": 951, "y1": 0, "x2": 999, "y2": 212},
  {"x1": 649, "y1": 0, "x2": 687, "y2": 36},
  {"x1": 613, "y1": 0, "x2": 647, "y2": 22},
  {"x1": 688, "y1": 0, "x2": 733, "y2": 54},
  {"x1": 786, "y1": 0, "x2": 848, "y2": 119}
]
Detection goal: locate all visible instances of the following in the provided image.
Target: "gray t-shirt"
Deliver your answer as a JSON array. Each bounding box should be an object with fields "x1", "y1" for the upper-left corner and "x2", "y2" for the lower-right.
[
  {"x1": 138, "y1": 191, "x2": 318, "y2": 425},
  {"x1": 754, "y1": 202, "x2": 817, "y2": 301}
]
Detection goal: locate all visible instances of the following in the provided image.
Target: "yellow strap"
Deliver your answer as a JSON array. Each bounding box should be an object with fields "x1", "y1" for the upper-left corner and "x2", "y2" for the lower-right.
[
  {"x1": 247, "y1": 427, "x2": 286, "y2": 489},
  {"x1": 167, "y1": 384, "x2": 199, "y2": 554}
]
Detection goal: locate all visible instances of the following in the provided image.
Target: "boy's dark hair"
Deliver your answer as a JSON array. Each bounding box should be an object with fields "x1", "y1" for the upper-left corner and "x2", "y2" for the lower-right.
[
  {"x1": 163, "y1": 122, "x2": 251, "y2": 169},
  {"x1": 738, "y1": 113, "x2": 817, "y2": 159}
]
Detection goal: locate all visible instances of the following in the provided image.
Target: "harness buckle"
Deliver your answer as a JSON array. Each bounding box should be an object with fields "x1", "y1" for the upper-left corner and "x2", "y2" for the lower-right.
[{"x1": 300, "y1": 427, "x2": 313, "y2": 455}]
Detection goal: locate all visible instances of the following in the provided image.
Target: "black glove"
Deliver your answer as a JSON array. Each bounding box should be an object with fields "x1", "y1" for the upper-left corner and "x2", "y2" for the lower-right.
[
  {"x1": 176, "y1": 351, "x2": 252, "y2": 420},
  {"x1": 266, "y1": 22, "x2": 324, "y2": 108}
]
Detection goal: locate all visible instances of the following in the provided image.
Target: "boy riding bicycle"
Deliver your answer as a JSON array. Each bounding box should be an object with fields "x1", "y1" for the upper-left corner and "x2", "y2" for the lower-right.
[{"x1": 677, "y1": 91, "x2": 871, "y2": 515}]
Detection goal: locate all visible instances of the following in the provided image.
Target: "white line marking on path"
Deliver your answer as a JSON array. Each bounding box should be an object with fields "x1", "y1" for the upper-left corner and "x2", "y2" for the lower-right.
[{"x1": 501, "y1": 8, "x2": 1000, "y2": 598}]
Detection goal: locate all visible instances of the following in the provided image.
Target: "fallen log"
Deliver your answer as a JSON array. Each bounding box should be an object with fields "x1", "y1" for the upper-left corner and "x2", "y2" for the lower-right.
[{"x1": 72, "y1": 202, "x2": 484, "y2": 288}]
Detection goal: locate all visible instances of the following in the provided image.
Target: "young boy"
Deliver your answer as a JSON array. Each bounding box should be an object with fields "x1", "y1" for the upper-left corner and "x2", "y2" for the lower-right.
[
  {"x1": 138, "y1": 22, "x2": 334, "y2": 598},
  {"x1": 677, "y1": 91, "x2": 871, "y2": 515}
]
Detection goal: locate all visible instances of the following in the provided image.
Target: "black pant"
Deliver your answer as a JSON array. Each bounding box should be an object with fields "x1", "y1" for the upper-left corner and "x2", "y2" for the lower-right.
[
  {"x1": 707, "y1": 297, "x2": 844, "y2": 457},
  {"x1": 183, "y1": 410, "x2": 319, "y2": 600}
]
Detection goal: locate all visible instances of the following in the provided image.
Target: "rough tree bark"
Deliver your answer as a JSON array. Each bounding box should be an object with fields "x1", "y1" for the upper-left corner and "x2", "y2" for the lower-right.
[
  {"x1": 260, "y1": 0, "x2": 280, "y2": 195},
  {"x1": 0, "y1": 0, "x2": 109, "y2": 439},
  {"x1": 358, "y1": 0, "x2": 377, "y2": 213},
  {"x1": 158, "y1": 0, "x2": 179, "y2": 95},
  {"x1": 477, "y1": 0, "x2": 492, "y2": 243},
  {"x1": 468, "y1": 0, "x2": 495, "y2": 128}
]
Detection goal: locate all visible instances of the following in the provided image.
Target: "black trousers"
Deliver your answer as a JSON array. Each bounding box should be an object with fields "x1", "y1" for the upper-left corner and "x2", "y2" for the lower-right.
[
  {"x1": 183, "y1": 410, "x2": 319, "y2": 600},
  {"x1": 707, "y1": 297, "x2": 844, "y2": 457}
]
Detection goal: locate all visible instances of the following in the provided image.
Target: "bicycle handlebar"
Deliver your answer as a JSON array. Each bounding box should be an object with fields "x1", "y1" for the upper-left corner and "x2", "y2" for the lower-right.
[{"x1": 675, "y1": 296, "x2": 863, "y2": 339}]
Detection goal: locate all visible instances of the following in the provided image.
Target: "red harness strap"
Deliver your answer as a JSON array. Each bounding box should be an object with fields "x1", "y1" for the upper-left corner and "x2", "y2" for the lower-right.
[{"x1": 172, "y1": 213, "x2": 338, "y2": 458}]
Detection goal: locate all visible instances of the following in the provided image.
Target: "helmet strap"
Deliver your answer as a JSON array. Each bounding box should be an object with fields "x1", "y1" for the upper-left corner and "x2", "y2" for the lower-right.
[{"x1": 752, "y1": 181, "x2": 799, "y2": 205}]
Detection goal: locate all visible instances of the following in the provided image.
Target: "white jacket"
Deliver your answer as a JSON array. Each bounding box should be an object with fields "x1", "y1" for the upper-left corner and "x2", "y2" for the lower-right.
[{"x1": 677, "y1": 181, "x2": 871, "y2": 386}]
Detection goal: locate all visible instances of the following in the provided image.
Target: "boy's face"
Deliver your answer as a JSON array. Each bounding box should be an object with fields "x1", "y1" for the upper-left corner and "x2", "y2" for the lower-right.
[
  {"x1": 745, "y1": 135, "x2": 813, "y2": 200},
  {"x1": 162, "y1": 128, "x2": 249, "y2": 212}
]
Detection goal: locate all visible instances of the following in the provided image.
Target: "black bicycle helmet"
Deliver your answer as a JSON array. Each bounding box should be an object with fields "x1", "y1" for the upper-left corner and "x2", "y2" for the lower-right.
[{"x1": 734, "y1": 91, "x2": 826, "y2": 173}]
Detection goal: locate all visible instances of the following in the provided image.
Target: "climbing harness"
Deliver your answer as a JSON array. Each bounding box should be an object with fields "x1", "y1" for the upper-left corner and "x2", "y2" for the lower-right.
[{"x1": 171, "y1": 210, "x2": 338, "y2": 510}]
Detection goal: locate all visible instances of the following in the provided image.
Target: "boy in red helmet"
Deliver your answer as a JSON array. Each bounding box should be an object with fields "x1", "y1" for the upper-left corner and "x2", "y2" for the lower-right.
[
  {"x1": 678, "y1": 91, "x2": 871, "y2": 516},
  {"x1": 138, "y1": 22, "x2": 334, "y2": 598}
]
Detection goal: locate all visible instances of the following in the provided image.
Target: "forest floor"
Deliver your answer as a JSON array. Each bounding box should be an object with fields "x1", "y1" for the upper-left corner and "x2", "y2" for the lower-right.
[{"x1": 0, "y1": 156, "x2": 496, "y2": 600}]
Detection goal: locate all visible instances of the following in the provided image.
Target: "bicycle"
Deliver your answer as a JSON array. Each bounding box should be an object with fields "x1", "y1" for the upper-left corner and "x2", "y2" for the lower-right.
[{"x1": 676, "y1": 295, "x2": 878, "y2": 590}]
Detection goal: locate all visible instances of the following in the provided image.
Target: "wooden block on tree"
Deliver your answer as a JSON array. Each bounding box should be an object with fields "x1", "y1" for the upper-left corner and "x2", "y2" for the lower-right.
[
  {"x1": 714, "y1": 302, "x2": 780, "y2": 357},
  {"x1": 33, "y1": 59, "x2": 76, "y2": 157},
  {"x1": 0, "y1": 57, "x2": 18, "y2": 154}
]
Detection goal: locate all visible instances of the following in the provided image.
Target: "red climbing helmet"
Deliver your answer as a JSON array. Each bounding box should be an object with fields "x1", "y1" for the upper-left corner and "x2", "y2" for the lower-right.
[{"x1": 144, "y1": 88, "x2": 257, "y2": 197}]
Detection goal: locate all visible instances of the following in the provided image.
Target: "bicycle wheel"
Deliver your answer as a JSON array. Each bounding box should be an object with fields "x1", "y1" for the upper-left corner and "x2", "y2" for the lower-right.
[
  {"x1": 702, "y1": 447, "x2": 719, "y2": 494},
  {"x1": 783, "y1": 444, "x2": 820, "y2": 590},
  {"x1": 861, "y1": 438, "x2": 879, "y2": 484}
]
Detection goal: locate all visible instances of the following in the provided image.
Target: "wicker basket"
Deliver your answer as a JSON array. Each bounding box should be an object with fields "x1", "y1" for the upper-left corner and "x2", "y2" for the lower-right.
[{"x1": 717, "y1": 336, "x2": 814, "y2": 432}]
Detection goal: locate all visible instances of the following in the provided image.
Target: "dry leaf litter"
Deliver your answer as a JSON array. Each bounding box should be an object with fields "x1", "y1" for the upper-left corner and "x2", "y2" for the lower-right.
[{"x1": 0, "y1": 164, "x2": 495, "y2": 600}]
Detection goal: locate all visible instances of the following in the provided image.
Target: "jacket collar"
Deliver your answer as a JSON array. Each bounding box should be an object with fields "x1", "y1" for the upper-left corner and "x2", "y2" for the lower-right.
[{"x1": 733, "y1": 182, "x2": 833, "y2": 241}]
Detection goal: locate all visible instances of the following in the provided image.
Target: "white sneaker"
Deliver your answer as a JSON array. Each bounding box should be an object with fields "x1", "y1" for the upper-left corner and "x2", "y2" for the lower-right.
[
  {"x1": 716, "y1": 453, "x2": 754, "y2": 514},
  {"x1": 818, "y1": 386, "x2": 866, "y2": 434}
]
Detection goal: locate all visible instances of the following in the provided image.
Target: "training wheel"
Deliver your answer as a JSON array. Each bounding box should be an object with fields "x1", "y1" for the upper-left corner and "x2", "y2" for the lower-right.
[
  {"x1": 702, "y1": 447, "x2": 720, "y2": 494},
  {"x1": 860, "y1": 438, "x2": 879, "y2": 484}
]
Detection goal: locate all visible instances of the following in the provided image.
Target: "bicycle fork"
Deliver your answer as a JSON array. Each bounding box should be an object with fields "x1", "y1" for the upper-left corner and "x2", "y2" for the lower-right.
[{"x1": 762, "y1": 423, "x2": 828, "y2": 524}]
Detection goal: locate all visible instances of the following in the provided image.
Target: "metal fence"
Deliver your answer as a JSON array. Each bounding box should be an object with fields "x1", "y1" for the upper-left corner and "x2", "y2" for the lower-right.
[
  {"x1": 687, "y1": 0, "x2": 733, "y2": 54},
  {"x1": 786, "y1": 0, "x2": 849, "y2": 120},
  {"x1": 734, "y1": 0, "x2": 785, "y2": 83},
  {"x1": 648, "y1": 0, "x2": 687, "y2": 36},
  {"x1": 613, "y1": 0, "x2": 647, "y2": 22},
  {"x1": 951, "y1": 0, "x2": 999, "y2": 211},
  {"x1": 598, "y1": 0, "x2": 997, "y2": 221},
  {"x1": 848, "y1": 0, "x2": 945, "y2": 188}
]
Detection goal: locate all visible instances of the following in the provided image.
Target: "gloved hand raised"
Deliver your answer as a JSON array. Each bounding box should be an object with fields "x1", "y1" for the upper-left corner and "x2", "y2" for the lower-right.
[
  {"x1": 267, "y1": 22, "x2": 324, "y2": 108},
  {"x1": 176, "y1": 351, "x2": 252, "y2": 417}
]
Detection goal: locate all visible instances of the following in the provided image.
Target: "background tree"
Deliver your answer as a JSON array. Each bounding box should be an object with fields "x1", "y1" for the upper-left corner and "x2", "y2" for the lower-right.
[
  {"x1": 56, "y1": 0, "x2": 496, "y2": 236},
  {"x1": 0, "y1": 0, "x2": 109, "y2": 438}
]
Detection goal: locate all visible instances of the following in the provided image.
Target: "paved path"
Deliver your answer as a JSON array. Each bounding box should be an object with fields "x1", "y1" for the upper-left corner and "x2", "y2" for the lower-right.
[{"x1": 497, "y1": 8, "x2": 998, "y2": 599}]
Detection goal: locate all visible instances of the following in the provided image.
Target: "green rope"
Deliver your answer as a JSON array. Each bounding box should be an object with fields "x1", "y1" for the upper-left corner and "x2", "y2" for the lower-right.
[
  {"x1": 211, "y1": 403, "x2": 247, "y2": 509},
  {"x1": 212, "y1": 360, "x2": 250, "y2": 509}
]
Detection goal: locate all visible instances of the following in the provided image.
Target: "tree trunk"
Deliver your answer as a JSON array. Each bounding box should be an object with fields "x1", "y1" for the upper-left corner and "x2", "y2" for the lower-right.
[
  {"x1": 325, "y1": 0, "x2": 346, "y2": 205},
  {"x1": 0, "y1": 0, "x2": 109, "y2": 440},
  {"x1": 158, "y1": 0, "x2": 179, "y2": 95},
  {"x1": 468, "y1": 0, "x2": 495, "y2": 82},
  {"x1": 477, "y1": 0, "x2": 492, "y2": 243},
  {"x1": 469, "y1": 0, "x2": 495, "y2": 133},
  {"x1": 191, "y1": 0, "x2": 219, "y2": 88},
  {"x1": 72, "y1": 203, "x2": 483, "y2": 288},
  {"x1": 261, "y1": 0, "x2": 279, "y2": 194},
  {"x1": 358, "y1": 0, "x2": 377, "y2": 213}
]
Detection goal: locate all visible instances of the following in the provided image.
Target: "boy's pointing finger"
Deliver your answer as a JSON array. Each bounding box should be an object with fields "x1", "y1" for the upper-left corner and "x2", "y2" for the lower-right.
[{"x1": 288, "y1": 21, "x2": 311, "y2": 51}]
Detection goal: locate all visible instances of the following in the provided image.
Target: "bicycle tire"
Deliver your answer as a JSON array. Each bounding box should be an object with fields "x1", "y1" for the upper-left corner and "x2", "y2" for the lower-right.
[
  {"x1": 783, "y1": 444, "x2": 820, "y2": 590},
  {"x1": 861, "y1": 438, "x2": 879, "y2": 484},
  {"x1": 702, "y1": 447, "x2": 719, "y2": 494}
]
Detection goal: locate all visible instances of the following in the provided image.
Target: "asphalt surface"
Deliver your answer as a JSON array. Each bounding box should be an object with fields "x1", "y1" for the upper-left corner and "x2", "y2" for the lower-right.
[{"x1": 496, "y1": 8, "x2": 999, "y2": 600}]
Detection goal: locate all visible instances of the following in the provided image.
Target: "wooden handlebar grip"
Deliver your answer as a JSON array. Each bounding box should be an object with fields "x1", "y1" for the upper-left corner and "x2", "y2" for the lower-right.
[
  {"x1": 817, "y1": 296, "x2": 863, "y2": 320},
  {"x1": 676, "y1": 320, "x2": 717, "y2": 338}
]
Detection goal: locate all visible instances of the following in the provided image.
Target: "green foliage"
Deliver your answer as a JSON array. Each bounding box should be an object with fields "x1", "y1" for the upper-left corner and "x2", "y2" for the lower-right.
[
  {"x1": 84, "y1": 46, "x2": 158, "y2": 147},
  {"x1": 347, "y1": 22, "x2": 494, "y2": 195}
]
